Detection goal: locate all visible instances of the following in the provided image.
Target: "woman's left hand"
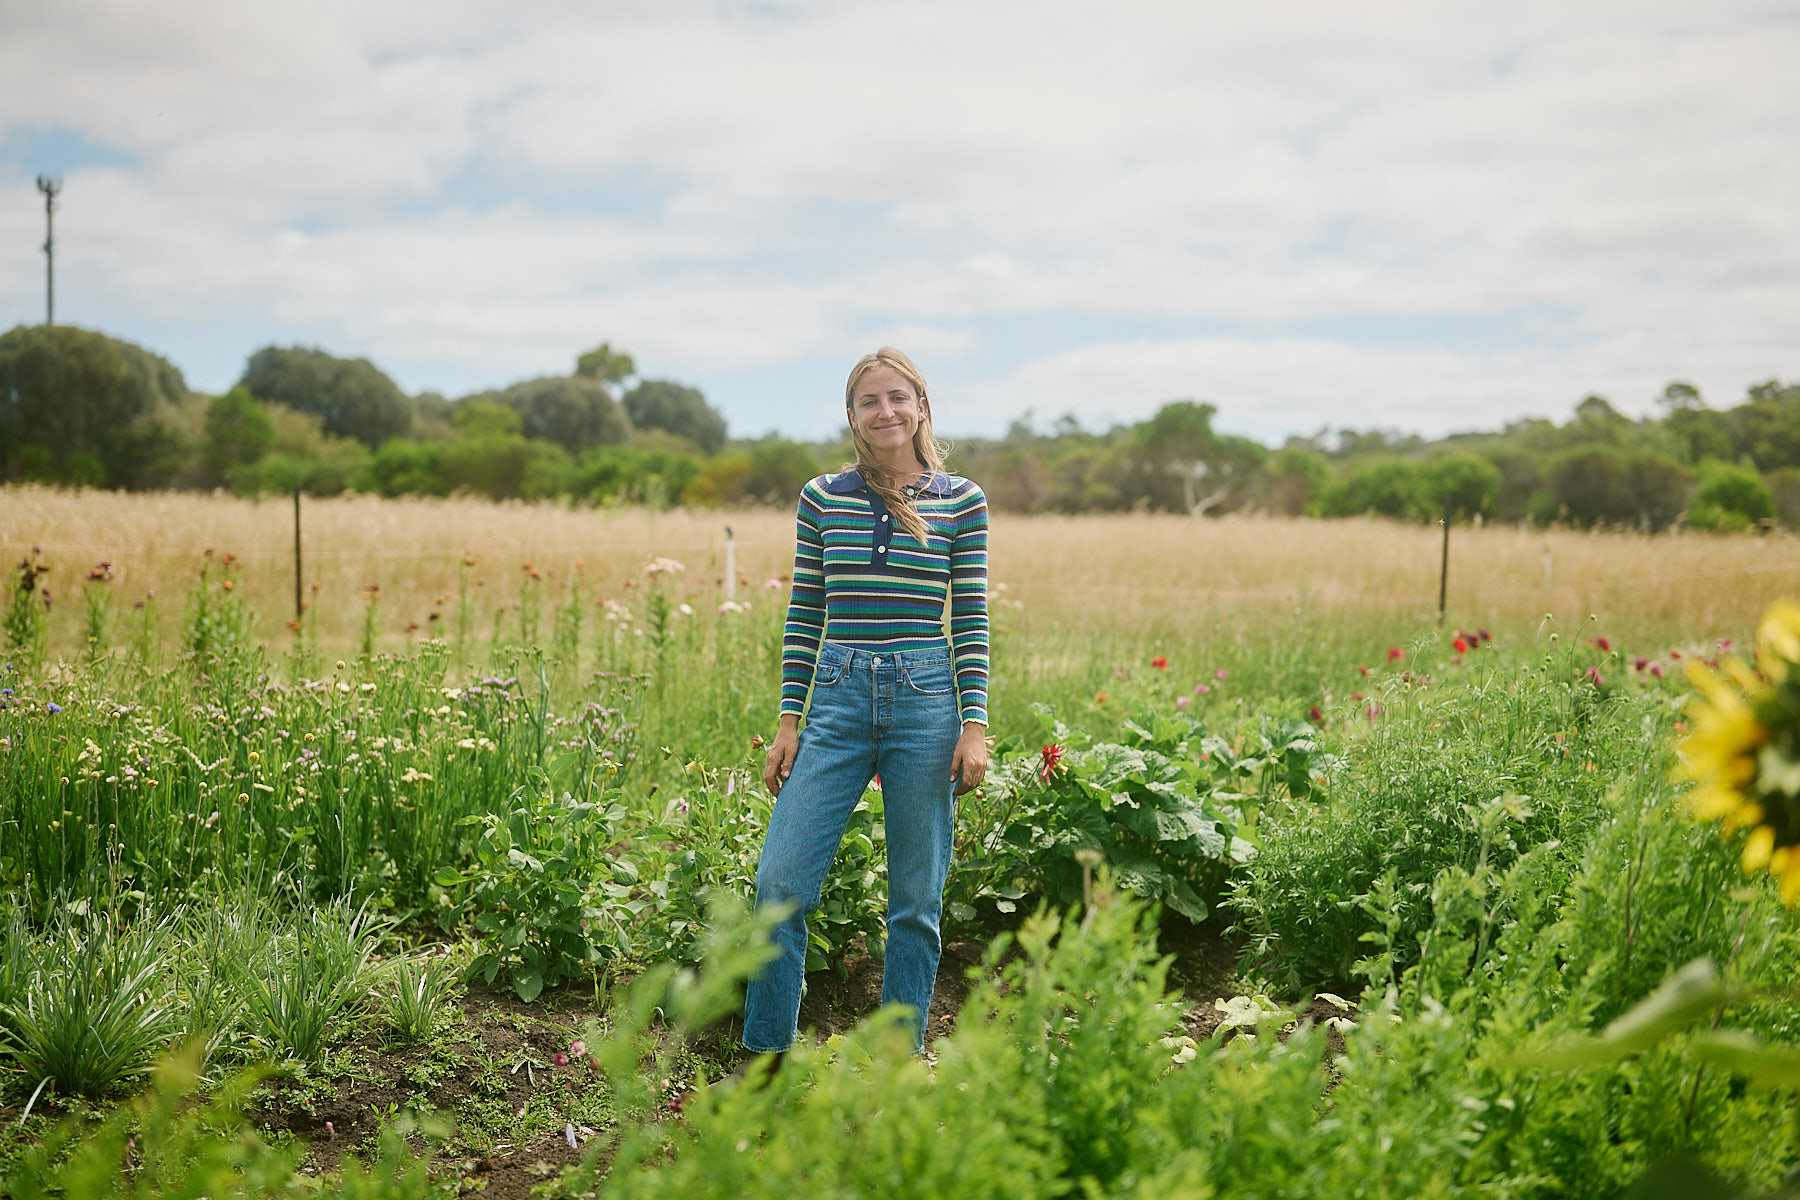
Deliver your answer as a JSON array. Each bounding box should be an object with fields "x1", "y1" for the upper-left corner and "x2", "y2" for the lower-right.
[{"x1": 950, "y1": 721, "x2": 990, "y2": 796}]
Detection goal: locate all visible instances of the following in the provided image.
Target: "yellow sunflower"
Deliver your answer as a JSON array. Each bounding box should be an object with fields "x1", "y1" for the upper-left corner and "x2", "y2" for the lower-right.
[{"x1": 1677, "y1": 603, "x2": 1800, "y2": 906}]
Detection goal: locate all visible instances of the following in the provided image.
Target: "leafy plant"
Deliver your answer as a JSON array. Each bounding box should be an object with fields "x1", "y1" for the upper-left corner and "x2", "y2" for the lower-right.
[
  {"x1": 2, "y1": 914, "x2": 181, "y2": 1098},
  {"x1": 382, "y1": 954, "x2": 456, "y2": 1042},
  {"x1": 236, "y1": 900, "x2": 387, "y2": 1062},
  {"x1": 441, "y1": 776, "x2": 638, "y2": 1000},
  {"x1": 960, "y1": 705, "x2": 1254, "y2": 924}
]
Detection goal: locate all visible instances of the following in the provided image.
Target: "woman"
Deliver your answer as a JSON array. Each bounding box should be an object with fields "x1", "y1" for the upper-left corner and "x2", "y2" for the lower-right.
[{"x1": 743, "y1": 347, "x2": 990, "y2": 1060}]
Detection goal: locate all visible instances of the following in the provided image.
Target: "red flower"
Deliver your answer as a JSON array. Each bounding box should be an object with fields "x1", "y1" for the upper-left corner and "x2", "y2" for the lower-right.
[
  {"x1": 1669, "y1": 649, "x2": 1682, "y2": 658},
  {"x1": 1452, "y1": 637, "x2": 1469, "y2": 655},
  {"x1": 1357, "y1": 665, "x2": 1370, "y2": 677},
  {"x1": 1307, "y1": 705, "x2": 1323, "y2": 723},
  {"x1": 1719, "y1": 638, "x2": 1734, "y2": 652},
  {"x1": 1039, "y1": 743, "x2": 1066, "y2": 782},
  {"x1": 1386, "y1": 647, "x2": 1404, "y2": 662},
  {"x1": 1150, "y1": 656, "x2": 1168, "y2": 670},
  {"x1": 1633, "y1": 656, "x2": 1649, "y2": 671},
  {"x1": 1590, "y1": 636, "x2": 1611, "y2": 652},
  {"x1": 1650, "y1": 662, "x2": 1664, "y2": 678},
  {"x1": 1477, "y1": 628, "x2": 1491, "y2": 643},
  {"x1": 1586, "y1": 666, "x2": 1605, "y2": 687},
  {"x1": 1351, "y1": 691, "x2": 1364, "y2": 702}
]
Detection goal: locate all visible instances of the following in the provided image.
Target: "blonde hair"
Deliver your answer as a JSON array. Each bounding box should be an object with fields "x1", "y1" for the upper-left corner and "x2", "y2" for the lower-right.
[{"x1": 843, "y1": 347, "x2": 949, "y2": 543}]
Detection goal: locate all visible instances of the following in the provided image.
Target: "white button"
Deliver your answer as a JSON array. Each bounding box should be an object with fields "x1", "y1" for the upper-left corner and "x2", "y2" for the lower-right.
[
  {"x1": 872, "y1": 656, "x2": 882, "y2": 666},
  {"x1": 880, "y1": 514, "x2": 889, "y2": 522},
  {"x1": 877, "y1": 545, "x2": 886, "y2": 553}
]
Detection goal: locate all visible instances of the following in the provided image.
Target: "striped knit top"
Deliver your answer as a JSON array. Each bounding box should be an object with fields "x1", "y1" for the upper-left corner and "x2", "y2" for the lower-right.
[{"x1": 781, "y1": 468, "x2": 990, "y2": 724}]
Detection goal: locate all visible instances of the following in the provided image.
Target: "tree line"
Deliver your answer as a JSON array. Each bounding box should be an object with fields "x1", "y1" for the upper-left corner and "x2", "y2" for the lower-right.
[{"x1": 1, "y1": 322, "x2": 1795, "y2": 530}]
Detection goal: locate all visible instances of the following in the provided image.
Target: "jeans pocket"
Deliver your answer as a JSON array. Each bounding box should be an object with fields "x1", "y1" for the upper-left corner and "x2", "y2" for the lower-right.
[
  {"x1": 813, "y1": 661, "x2": 845, "y2": 686},
  {"x1": 901, "y1": 663, "x2": 956, "y2": 696}
]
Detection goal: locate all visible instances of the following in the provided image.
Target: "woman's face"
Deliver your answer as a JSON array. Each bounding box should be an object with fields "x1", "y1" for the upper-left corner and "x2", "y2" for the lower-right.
[{"x1": 848, "y1": 363, "x2": 925, "y2": 455}]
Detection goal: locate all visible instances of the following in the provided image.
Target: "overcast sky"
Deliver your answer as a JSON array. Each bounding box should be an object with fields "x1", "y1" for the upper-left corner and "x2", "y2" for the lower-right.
[{"x1": 2, "y1": 1, "x2": 1796, "y2": 444}]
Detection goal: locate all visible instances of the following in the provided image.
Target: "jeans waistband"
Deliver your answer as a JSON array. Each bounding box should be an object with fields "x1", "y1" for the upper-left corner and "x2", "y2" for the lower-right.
[{"x1": 818, "y1": 640, "x2": 951, "y2": 670}]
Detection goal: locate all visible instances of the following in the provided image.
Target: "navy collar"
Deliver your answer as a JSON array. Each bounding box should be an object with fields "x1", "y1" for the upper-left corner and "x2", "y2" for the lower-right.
[{"x1": 824, "y1": 467, "x2": 954, "y2": 497}]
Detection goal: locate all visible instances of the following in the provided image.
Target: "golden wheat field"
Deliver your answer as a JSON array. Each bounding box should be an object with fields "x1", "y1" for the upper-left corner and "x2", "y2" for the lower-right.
[{"x1": 5, "y1": 484, "x2": 1800, "y2": 655}]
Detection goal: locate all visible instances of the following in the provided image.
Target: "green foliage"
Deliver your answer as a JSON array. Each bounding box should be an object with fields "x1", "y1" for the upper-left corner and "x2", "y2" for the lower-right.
[
  {"x1": 568, "y1": 442, "x2": 703, "y2": 507},
  {"x1": 1545, "y1": 445, "x2": 1690, "y2": 529},
  {"x1": 623, "y1": 378, "x2": 728, "y2": 455},
  {"x1": 4, "y1": 1041, "x2": 447, "y2": 1200},
  {"x1": 1689, "y1": 459, "x2": 1774, "y2": 530},
  {"x1": 201, "y1": 387, "x2": 275, "y2": 482},
  {"x1": 1266, "y1": 444, "x2": 1331, "y2": 514},
  {"x1": 239, "y1": 345, "x2": 413, "y2": 449},
  {"x1": 442, "y1": 779, "x2": 639, "y2": 1000},
  {"x1": 381, "y1": 954, "x2": 456, "y2": 1042},
  {"x1": 684, "y1": 438, "x2": 820, "y2": 505},
  {"x1": 1317, "y1": 457, "x2": 1429, "y2": 519},
  {"x1": 1230, "y1": 642, "x2": 1664, "y2": 992},
  {"x1": 235, "y1": 901, "x2": 388, "y2": 1063},
  {"x1": 0, "y1": 324, "x2": 196, "y2": 488},
  {"x1": 1, "y1": 913, "x2": 181, "y2": 1098},
  {"x1": 495, "y1": 374, "x2": 631, "y2": 455},
  {"x1": 960, "y1": 706, "x2": 1261, "y2": 923},
  {"x1": 575, "y1": 340, "x2": 636, "y2": 384}
]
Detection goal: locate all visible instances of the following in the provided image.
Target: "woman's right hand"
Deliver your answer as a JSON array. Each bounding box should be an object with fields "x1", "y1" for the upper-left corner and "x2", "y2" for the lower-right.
[{"x1": 763, "y1": 716, "x2": 801, "y2": 797}]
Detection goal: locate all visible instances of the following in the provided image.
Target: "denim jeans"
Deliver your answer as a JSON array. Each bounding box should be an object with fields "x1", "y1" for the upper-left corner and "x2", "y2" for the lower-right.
[{"x1": 743, "y1": 640, "x2": 962, "y2": 1055}]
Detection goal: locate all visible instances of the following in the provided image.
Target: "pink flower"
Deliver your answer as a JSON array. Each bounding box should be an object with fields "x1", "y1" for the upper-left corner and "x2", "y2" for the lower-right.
[
  {"x1": 1586, "y1": 666, "x2": 1605, "y2": 687},
  {"x1": 1193, "y1": 684, "x2": 1211, "y2": 695},
  {"x1": 569, "y1": 1040, "x2": 587, "y2": 1058},
  {"x1": 1719, "y1": 638, "x2": 1734, "y2": 651},
  {"x1": 1633, "y1": 656, "x2": 1649, "y2": 671},
  {"x1": 1649, "y1": 662, "x2": 1664, "y2": 678},
  {"x1": 1386, "y1": 647, "x2": 1404, "y2": 663},
  {"x1": 1591, "y1": 636, "x2": 1612, "y2": 652},
  {"x1": 1175, "y1": 695, "x2": 1190, "y2": 710},
  {"x1": 1039, "y1": 743, "x2": 1066, "y2": 782},
  {"x1": 553, "y1": 1051, "x2": 568, "y2": 1066},
  {"x1": 1214, "y1": 668, "x2": 1229, "y2": 680}
]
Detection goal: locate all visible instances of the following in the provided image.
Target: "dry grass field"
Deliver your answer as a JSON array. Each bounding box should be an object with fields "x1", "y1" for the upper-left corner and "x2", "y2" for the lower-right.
[{"x1": 5, "y1": 484, "x2": 1799, "y2": 655}]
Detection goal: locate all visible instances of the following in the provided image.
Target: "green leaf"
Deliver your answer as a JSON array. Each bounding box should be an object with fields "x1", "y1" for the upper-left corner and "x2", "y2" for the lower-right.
[
  {"x1": 1688, "y1": 1029, "x2": 1800, "y2": 1087},
  {"x1": 513, "y1": 969, "x2": 543, "y2": 1002},
  {"x1": 432, "y1": 867, "x2": 466, "y2": 887},
  {"x1": 1527, "y1": 958, "x2": 1726, "y2": 1068}
]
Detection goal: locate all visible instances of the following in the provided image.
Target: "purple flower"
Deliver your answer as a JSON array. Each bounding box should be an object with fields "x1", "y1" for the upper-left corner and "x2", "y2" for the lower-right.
[{"x1": 46, "y1": 702, "x2": 62, "y2": 714}]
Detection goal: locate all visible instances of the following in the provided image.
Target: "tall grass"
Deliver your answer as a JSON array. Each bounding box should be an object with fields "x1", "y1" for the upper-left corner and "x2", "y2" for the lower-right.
[{"x1": 4, "y1": 485, "x2": 1792, "y2": 661}]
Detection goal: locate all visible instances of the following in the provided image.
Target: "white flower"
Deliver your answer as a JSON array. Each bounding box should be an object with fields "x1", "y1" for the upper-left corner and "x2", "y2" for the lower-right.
[{"x1": 677, "y1": 603, "x2": 694, "y2": 616}]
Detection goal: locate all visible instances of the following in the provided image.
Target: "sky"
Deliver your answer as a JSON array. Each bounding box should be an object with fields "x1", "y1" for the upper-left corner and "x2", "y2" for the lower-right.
[{"x1": 1, "y1": 0, "x2": 1796, "y2": 445}]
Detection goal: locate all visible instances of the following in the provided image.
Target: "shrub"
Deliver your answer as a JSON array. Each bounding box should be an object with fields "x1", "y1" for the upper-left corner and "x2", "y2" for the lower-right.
[{"x1": 1688, "y1": 459, "x2": 1773, "y2": 530}]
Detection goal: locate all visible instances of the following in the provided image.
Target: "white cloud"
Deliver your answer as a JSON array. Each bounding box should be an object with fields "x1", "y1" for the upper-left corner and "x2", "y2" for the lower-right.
[{"x1": 0, "y1": 0, "x2": 1794, "y2": 435}]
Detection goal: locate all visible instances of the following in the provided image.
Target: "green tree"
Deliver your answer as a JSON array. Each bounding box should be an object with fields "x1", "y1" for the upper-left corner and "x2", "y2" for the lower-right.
[
  {"x1": 1688, "y1": 460, "x2": 1774, "y2": 531},
  {"x1": 1136, "y1": 401, "x2": 1266, "y2": 514},
  {"x1": 1265, "y1": 445, "x2": 1331, "y2": 516},
  {"x1": 1544, "y1": 446, "x2": 1689, "y2": 530},
  {"x1": 239, "y1": 346, "x2": 413, "y2": 448},
  {"x1": 201, "y1": 387, "x2": 275, "y2": 483},
  {"x1": 451, "y1": 400, "x2": 523, "y2": 439},
  {"x1": 0, "y1": 324, "x2": 196, "y2": 488},
  {"x1": 1418, "y1": 453, "x2": 1502, "y2": 520},
  {"x1": 1317, "y1": 459, "x2": 1427, "y2": 520},
  {"x1": 622, "y1": 379, "x2": 728, "y2": 454},
  {"x1": 574, "y1": 342, "x2": 636, "y2": 386},
  {"x1": 497, "y1": 376, "x2": 630, "y2": 455}
]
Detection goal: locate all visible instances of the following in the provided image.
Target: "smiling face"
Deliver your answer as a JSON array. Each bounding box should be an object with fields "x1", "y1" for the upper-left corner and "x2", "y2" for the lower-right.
[{"x1": 847, "y1": 363, "x2": 927, "y2": 460}]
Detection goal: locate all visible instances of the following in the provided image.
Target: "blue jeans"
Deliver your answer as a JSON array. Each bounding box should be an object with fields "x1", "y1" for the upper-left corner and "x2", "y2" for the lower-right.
[{"x1": 743, "y1": 640, "x2": 962, "y2": 1055}]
